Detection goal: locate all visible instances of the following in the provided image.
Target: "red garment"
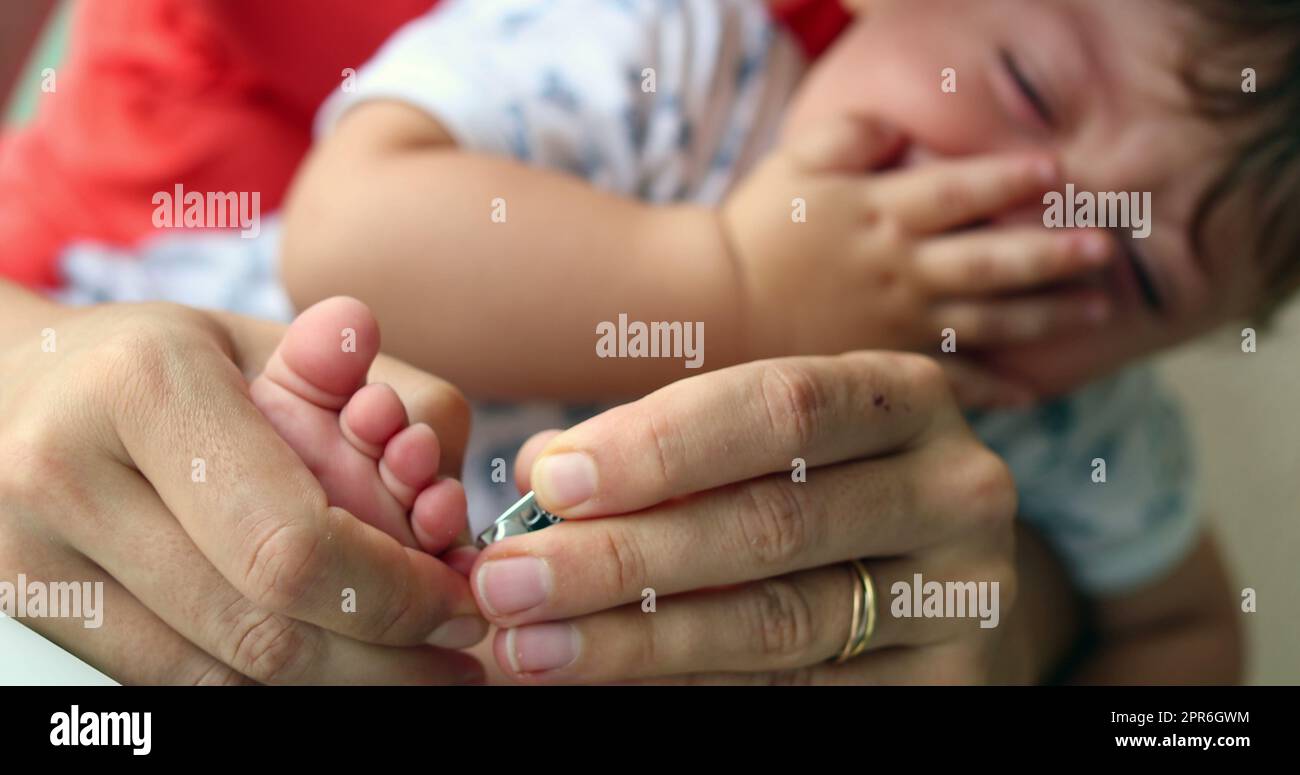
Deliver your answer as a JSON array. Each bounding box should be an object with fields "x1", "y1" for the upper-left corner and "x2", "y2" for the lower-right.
[
  {"x1": 0, "y1": 0, "x2": 435, "y2": 288},
  {"x1": 0, "y1": 0, "x2": 851, "y2": 289},
  {"x1": 770, "y1": 0, "x2": 854, "y2": 59}
]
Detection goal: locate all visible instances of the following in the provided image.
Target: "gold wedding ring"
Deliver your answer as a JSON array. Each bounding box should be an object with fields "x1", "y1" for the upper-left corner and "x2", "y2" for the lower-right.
[{"x1": 833, "y1": 559, "x2": 877, "y2": 663}]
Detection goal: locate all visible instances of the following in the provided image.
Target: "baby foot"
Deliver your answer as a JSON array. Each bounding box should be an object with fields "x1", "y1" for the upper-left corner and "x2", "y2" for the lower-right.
[{"x1": 249, "y1": 297, "x2": 466, "y2": 553}]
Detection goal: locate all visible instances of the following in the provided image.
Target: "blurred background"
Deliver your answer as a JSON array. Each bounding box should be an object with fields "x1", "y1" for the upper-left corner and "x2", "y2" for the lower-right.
[
  {"x1": 6, "y1": 2, "x2": 1296, "y2": 684},
  {"x1": 1157, "y1": 310, "x2": 1300, "y2": 685}
]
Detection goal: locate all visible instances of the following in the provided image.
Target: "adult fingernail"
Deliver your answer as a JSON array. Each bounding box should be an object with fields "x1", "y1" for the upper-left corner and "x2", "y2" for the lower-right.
[
  {"x1": 475, "y1": 556, "x2": 553, "y2": 617},
  {"x1": 504, "y1": 623, "x2": 581, "y2": 674},
  {"x1": 532, "y1": 452, "x2": 597, "y2": 510},
  {"x1": 426, "y1": 616, "x2": 488, "y2": 649}
]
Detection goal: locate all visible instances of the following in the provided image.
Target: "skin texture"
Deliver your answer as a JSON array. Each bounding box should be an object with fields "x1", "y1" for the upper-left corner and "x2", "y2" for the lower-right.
[
  {"x1": 719, "y1": 114, "x2": 1116, "y2": 363},
  {"x1": 463, "y1": 361, "x2": 1239, "y2": 685},
  {"x1": 1, "y1": 0, "x2": 1250, "y2": 684},
  {"x1": 775, "y1": 0, "x2": 1245, "y2": 682},
  {"x1": 278, "y1": 1, "x2": 1250, "y2": 682},
  {"x1": 284, "y1": 1, "x2": 1264, "y2": 402},
  {"x1": 284, "y1": 102, "x2": 750, "y2": 400},
  {"x1": 784, "y1": 0, "x2": 1260, "y2": 397},
  {"x1": 249, "y1": 296, "x2": 472, "y2": 555},
  {"x1": 281, "y1": 1, "x2": 1247, "y2": 682},
  {"x1": 477, "y1": 352, "x2": 1035, "y2": 684},
  {"x1": 0, "y1": 283, "x2": 1097, "y2": 685},
  {"x1": 0, "y1": 281, "x2": 486, "y2": 684},
  {"x1": 282, "y1": 105, "x2": 1109, "y2": 406}
]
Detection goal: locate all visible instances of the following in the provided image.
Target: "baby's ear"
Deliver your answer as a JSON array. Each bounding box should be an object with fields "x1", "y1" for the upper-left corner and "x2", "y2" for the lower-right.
[{"x1": 840, "y1": 0, "x2": 870, "y2": 14}]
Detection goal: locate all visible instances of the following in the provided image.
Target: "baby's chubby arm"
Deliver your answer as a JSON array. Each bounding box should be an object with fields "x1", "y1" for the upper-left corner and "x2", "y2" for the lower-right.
[
  {"x1": 283, "y1": 104, "x2": 1110, "y2": 402},
  {"x1": 282, "y1": 101, "x2": 748, "y2": 401}
]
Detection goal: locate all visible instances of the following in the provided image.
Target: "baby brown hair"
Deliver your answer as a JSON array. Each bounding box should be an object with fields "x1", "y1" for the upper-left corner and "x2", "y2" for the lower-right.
[{"x1": 1183, "y1": 0, "x2": 1300, "y2": 323}]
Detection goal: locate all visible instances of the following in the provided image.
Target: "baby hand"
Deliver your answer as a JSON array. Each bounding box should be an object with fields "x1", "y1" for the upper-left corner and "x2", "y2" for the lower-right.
[{"x1": 720, "y1": 115, "x2": 1114, "y2": 360}]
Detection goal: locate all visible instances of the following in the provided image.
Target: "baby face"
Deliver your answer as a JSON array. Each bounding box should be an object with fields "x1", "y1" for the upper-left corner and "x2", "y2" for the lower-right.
[{"x1": 782, "y1": 0, "x2": 1263, "y2": 395}]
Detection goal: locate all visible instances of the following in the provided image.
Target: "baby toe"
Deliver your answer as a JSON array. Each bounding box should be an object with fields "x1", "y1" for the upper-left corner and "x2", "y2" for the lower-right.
[
  {"x1": 411, "y1": 478, "x2": 469, "y2": 556},
  {"x1": 263, "y1": 296, "x2": 381, "y2": 410},
  {"x1": 340, "y1": 382, "x2": 408, "y2": 459},
  {"x1": 378, "y1": 422, "x2": 442, "y2": 507}
]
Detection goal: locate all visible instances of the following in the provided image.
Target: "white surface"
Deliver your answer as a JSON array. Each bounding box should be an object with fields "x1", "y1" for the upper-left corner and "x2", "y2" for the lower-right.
[{"x1": 0, "y1": 614, "x2": 117, "y2": 685}]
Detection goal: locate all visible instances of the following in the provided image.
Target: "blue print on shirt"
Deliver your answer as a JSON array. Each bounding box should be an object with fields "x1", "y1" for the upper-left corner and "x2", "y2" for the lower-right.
[{"x1": 541, "y1": 70, "x2": 582, "y2": 113}]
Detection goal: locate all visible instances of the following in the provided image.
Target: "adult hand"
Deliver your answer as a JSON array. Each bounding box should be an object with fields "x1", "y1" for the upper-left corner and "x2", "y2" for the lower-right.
[
  {"x1": 0, "y1": 296, "x2": 484, "y2": 684},
  {"x1": 472, "y1": 352, "x2": 1023, "y2": 684}
]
